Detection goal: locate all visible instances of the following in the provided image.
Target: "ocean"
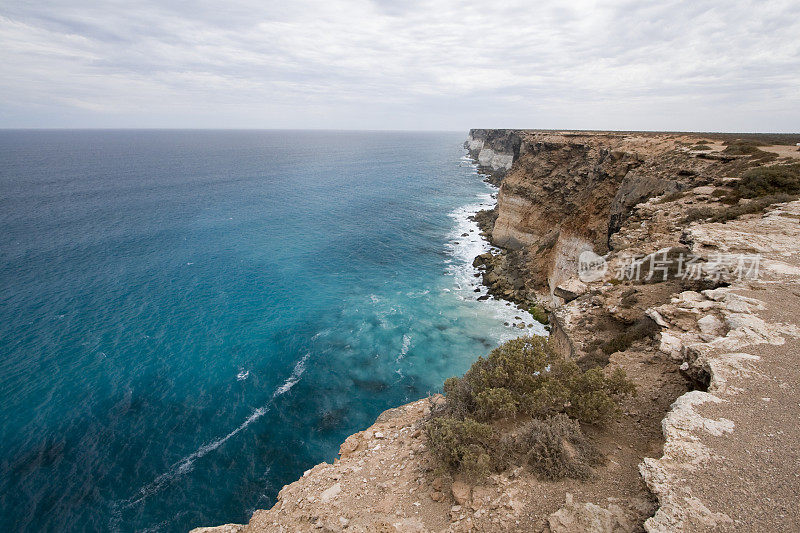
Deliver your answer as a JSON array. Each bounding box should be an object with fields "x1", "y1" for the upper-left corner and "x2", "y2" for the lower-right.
[{"x1": 0, "y1": 130, "x2": 542, "y2": 532}]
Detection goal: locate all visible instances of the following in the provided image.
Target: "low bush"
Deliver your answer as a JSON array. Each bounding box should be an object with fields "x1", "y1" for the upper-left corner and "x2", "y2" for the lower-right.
[
  {"x1": 683, "y1": 164, "x2": 800, "y2": 224},
  {"x1": 567, "y1": 366, "x2": 636, "y2": 421},
  {"x1": 657, "y1": 190, "x2": 686, "y2": 204},
  {"x1": 733, "y1": 164, "x2": 800, "y2": 198},
  {"x1": 620, "y1": 288, "x2": 638, "y2": 308},
  {"x1": 685, "y1": 193, "x2": 796, "y2": 224},
  {"x1": 425, "y1": 417, "x2": 499, "y2": 479},
  {"x1": 722, "y1": 142, "x2": 777, "y2": 162},
  {"x1": 442, "y1": 336, "x2": 636, "y2": 424},
  {"x1": 684, "y1": 206, "x2": 715, "y2": 223},
  {"x1": 427, "y1": 336, "x2": 636, "y2": 480},
  {"x1": 520, "y1": 414, "x2": 601, "y2": 480},
  {"x1": 528, "y1": 305, "x2": 549, "y2": 325},
  {"x1": 579, "y1": 353, "x2": 611, "y2": 372}
]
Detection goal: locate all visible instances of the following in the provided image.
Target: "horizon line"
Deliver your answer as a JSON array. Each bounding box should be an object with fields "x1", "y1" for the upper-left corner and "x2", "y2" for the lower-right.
[{"x1": 1, "y1": 127, "x2": 799, "y2": 135}]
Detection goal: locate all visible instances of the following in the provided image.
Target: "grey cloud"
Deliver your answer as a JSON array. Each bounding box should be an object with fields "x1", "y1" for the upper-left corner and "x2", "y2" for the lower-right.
[{"x1": 0, "y1": 0, "x2": 798, "y2": 130}]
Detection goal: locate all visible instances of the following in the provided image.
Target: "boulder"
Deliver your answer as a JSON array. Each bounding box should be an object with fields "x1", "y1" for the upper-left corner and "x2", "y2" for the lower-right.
[
  {"x1": 451, "y1": 481, "x2": 471, "y2": 505},
  {"x1": 697, "y1": 314, "x2": 725, "y2": 337},
  {"x1": 320, "y1": 482, "x2": 342, "y2": 504},
  {"x1": 547, "y1": 494, "x2": 635, "y2": 533},
  {"x1": 339, "y1": 434, "x2": 360, "y2": 457},
  {"x1": 472, "y1": 253, "x2": 494, "y2": 268},
  {"x1": 554, "y1": 279, "x2": 588, "y2": 302},
  {"x1": 190, "y1": 526, "x2": 244, "y2": 533},
  {"x1": 659, "y1": 331, "x2": 683, "y2": 359}
]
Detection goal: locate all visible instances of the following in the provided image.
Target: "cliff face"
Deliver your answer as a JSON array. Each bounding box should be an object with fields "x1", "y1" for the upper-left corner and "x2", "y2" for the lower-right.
[
  {"x1": 477, "y1": 131, "x2": 742, "y2": 304},
  {"x1": 492, "y1": 135, "x2": 634, "y2": 252},
  {"x1": 464, "y1": 129, "x2": 523, "y2": 184}
]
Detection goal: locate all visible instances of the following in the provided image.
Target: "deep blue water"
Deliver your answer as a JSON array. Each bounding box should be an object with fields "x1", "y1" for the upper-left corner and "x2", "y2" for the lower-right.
[{"x1": 0, "y1": 130, "x2": 540, "y2": 532}]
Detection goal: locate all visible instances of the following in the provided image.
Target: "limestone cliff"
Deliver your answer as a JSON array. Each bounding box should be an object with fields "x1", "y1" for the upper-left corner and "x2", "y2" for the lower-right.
[
  {"x1": 464, "y1": 129, "x2": 523, "y2": 184},
  {"x1": 474, "y1": 130, "x2": 758, "y2": 305}
]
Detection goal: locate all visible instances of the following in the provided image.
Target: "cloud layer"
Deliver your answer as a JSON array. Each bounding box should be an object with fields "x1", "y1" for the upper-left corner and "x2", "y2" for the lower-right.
[{"x1": 2, "y1": 0, "x2": 799, "y2": 130}]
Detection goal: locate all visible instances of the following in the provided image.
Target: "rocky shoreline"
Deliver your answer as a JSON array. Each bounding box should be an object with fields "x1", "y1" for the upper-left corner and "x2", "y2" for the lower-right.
[{"x1": 194, "y1": 130, "x2": 800, "y2": 532}]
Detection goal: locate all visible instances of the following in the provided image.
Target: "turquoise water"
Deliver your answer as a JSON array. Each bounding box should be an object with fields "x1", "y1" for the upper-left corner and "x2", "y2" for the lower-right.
[{"x1": 0, "y1": 130, "x2": 541, "y2": 532}]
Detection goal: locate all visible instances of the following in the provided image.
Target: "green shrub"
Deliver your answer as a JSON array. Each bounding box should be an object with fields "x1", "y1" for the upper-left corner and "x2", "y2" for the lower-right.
[
  {"x1": 690, "y1": 144, "x2": 711, "y2": 151},
  {"x1": 733, "y1": 164, "x2": 800, "y2": 198},
  {"x1": 565, "y1": 367, "x2": 636, "y2": 422},
  {"x1": 686, "y1": 164, "x2": 800, "y2": 224},
  {"x1": 425, "y1": 416, "x2": 498, "y2": 480},
  {"x1": 722, "y1": 142, "x2": 777, "y2": 162},
  {"x1": 529, "y1": 305, "x2": 549, "y2": 325},
  {"x1": 657, "y1": 191, "x2": 686, "y2": 204},
  {"x1": 684, "y1": 206, "x2": 716, "y2": 223},
  {"x1": 601, "y1": 317, "x2": 660, "y2": 355},
  {"x1": 685, "y1": 193, "x2": 796, "y2": 224},
  {"x1": 520, "y1": 414, "x2": 601, "y2": 480},
  {"x1": 474, "y1": 387, "x2": 518, "y2": 420},
  {"x1": 427, "y1": 336, "x2": 636, "y2": 480},
  {"x1": 620, "y1": 288, "x2": 638, "y2": 308},
  {"x1": 443, "y1": 336, "x2": 635, "y2": 424}
]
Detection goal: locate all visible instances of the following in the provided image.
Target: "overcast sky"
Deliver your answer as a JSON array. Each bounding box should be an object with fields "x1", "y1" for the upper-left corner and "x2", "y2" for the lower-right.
[{"x1": 1, "y1": 0, "x2": 799, "y2": 131}]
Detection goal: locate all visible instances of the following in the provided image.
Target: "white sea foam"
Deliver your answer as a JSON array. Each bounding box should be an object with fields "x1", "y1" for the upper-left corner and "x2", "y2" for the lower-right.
[
  {"x1": 406, "y1": 289, "x2": 430, "y2": 297},
  {"x1": 272, "y1": 353, "x2": 309, "y2": 397},
  {"x1": 393, "y1": 334, "x2": 413, "y2": 378},
  {"x1": 444, "y1": 159, "x2": 545, "y2": 340},
  {"x1": 396, "y1": 334, "x2": 412, "y2": 362},
  {"x1": 236, "y1": 369, "x2": 249, "y2": 381},
  {"x1": 311, "y1": 328, "x2": 331, "y2": 340},
  {"x1": 115, "y1": 352, "x2": 311, "y2": 512}
]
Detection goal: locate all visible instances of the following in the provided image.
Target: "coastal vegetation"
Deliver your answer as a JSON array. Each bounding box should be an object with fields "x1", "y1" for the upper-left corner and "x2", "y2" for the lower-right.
[
  {"x1": 721, "y1": 140, "x2": 778, "y2": 162},
  {"x1": 425, "y1": 336, "x2": 635, "y2": 481},
  {"x1": 734, "y1": 163, "x2": 800, "y2": 198},
  {"x1": 528, "y1": 305, "x2": 549, "y2": 325},
  {"x1": 685, "y1": 163, "x2": 800, "y2": 223},
  {"x1": 600, "y1": 316, "x2": 660, "y2": 357}
]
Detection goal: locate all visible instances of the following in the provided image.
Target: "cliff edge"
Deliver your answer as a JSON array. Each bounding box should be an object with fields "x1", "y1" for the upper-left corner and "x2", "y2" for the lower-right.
[{"x1": 194, "y1": 130, "x2": 800, "y2": 532}]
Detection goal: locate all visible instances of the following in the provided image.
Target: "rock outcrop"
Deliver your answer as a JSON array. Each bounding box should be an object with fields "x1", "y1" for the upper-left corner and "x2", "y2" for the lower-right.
[
  {"x1": 472, "y1": 130, "x2": 783, "y2": 306},
  {"x1": 464, "y1": 129, "x2": 524, "y2": 184}
]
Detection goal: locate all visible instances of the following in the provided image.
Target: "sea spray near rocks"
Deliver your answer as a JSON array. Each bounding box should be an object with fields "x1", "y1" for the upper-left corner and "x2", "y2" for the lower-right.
[{"x1": 444, "y1": 157, "x2": 544, "y2": 338}]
